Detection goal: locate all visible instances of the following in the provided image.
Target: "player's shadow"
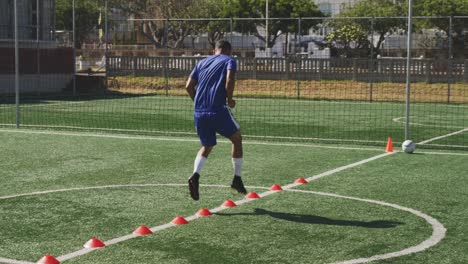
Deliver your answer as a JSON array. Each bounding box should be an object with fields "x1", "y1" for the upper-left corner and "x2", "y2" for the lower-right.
[{"x1": 215, "y1": 208, "x2": 403, "y2": 228}]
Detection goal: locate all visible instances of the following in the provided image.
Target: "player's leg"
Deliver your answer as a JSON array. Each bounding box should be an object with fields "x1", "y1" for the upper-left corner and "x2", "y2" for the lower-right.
[
  {"x1": 189, "y1": 145, "x2": 213, "y2": 201},
  {"x1": 189, "y1": 112, "x2": 217, "y2": 200},
  {"x1": 193, "y1": 145, "x2": 213, "y2": 175},
  {"x1": 215, "y1": 108, "x2": 247, "y2": 194},
  {"x1": 229, "y1": 130, "x2": 247, "y2": 194}
]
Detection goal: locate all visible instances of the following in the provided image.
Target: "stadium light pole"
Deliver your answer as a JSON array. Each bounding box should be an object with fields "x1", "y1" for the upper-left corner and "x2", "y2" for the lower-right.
[
  {"x1": 404, "y1": 0, "x2": 414, "y2": 140},
  {"x1": 14, "y1": 0, "x2": 20, "y2": 128}
]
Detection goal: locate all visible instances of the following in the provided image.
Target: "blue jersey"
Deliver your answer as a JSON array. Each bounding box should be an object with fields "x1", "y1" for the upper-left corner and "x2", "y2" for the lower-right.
[{"x1": 189, "y1": 54, "x2": 237, "y2": 112}]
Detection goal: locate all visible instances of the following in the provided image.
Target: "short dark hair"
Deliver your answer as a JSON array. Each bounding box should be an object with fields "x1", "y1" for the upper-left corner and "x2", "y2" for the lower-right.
[{"x1": 215, "y1": 40, "x2": 232, "y2": 51}]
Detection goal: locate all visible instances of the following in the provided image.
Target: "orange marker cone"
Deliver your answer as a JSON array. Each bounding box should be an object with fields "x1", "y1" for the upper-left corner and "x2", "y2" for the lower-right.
[
  {"x1": 133, "y1": 225, "x2": 153, "y2": 236},
  {"x1": 222, "y1": 199, "x2": 237, "y2": 207},
  {"x1": 171, "y1": 216, "x2": 189, "y2": 225},
  {"x1": 385, "y1": 137, "x2": 394, "y2": 153},
  {"x1": 37, "y1": 255, "x2": 60, "y2": 264},
  {"x1": 245, "y1": 192, "x2": 260, "y2": 199},
  {"x1": 295, "y1": 177, "x2": 308, "y2": 184},
  {"x1": 83, "y1": 237, "x2": 105, "y2": 248},
  {"x1": 270, "y1": 184, "x2": 283, "y2": 191},
  {"x1": 196, "y1": 208, "x2": 213, "y2": 216}
]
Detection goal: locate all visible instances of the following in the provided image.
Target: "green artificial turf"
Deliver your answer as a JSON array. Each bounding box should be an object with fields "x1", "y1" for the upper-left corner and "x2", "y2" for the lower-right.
[
  {"x1": 0, "y1": 129, "x2": 466, "y2": 263},
  {"x1": 1, "y1": 95, "x2": 466, "y2": 148}
]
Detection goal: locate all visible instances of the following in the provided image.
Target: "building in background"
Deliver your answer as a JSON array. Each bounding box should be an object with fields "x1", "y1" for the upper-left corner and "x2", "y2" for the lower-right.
[
  {"x1": 314, "y1": 0, "x2": 360, "y2": 17},
  {"x1": 0, "y1": 0, "x2": 74, "y2": 94},
  {"x1": 0, "y1": 0, "x2": 55, "y2": 42}
]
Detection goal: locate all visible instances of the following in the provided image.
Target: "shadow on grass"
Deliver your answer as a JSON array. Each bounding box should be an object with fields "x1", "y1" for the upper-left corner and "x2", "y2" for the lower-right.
[{"x1": 216, "y1": 208, "x2": 404, "y2": 228}]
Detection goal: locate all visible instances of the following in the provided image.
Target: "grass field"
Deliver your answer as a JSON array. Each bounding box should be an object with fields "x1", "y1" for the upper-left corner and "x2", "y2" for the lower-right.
[
  {"x1": 0, "y1": 94, "x2": 467, "y2": 149},
  {"x1": 0, "y1": 129, "x2": 467, "y2": 263}
]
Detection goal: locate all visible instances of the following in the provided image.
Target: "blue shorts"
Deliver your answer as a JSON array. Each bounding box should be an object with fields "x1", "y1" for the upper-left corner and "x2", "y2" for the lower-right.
[{"x1": 194, "y1": 107, "x2": 240, "y2": 147}]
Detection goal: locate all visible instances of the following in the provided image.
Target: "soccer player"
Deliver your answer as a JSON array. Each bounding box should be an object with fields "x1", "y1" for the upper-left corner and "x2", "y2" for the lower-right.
[{"x1": 185, "y1": 40, "x2": 247, "y2": 201}]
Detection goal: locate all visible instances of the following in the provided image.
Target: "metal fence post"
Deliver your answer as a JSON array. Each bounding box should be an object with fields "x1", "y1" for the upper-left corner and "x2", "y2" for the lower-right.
[
  {"x1": 72, "y1": 0, "x2": 76, "y2": 96},
  {"x1": 447, "y1": 16, "x2": 453, "y2": 104},
  {"x1": 164, "y1": 19, "x2": 169, "y2": 96},
  {"x1": 318, "y1": 59, "x2": 323, "y2": 80},
  {"x1": 352, "y1": 58, "x2": 358, "y2": 81},
  {"x1": 253, "y1": 57, "x2": 257, "y2": 80},
  {"x1": 14, "y1": 0, "x2": 20, "y2": 128},
  {"x1": 425, "y1": 60, "x2": 431, "y2": 83},
  {"x1": 464, "y1": 60, "x2": 468, "y2": 83},
  {"x1": 369, "y1": 18, "x2": 375, "y2": 102},
  {"x1": 104, "y1": 0, "x2": 109, "y2": 91},
  {"x1": 133, "y1": 57, "x2": 137, "y2": 76},
  {"x1": 404, "y1": 0, "x2": 414, "y2": 141},
  {"x1": 297, "y1": 18, "x2": 301, "y2": 99}
]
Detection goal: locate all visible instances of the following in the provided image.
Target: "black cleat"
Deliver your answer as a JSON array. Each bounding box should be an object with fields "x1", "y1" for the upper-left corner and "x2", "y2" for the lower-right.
[
  {"x1": 188, "y1": 173, "x2": 200, "y2": 200},
  {"x1": 231, "y1": 176, "x2": 247, "y2": 195}
]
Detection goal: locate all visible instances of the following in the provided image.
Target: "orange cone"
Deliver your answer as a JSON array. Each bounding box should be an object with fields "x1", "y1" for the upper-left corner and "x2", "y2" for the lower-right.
[
  {"x1": 133, "y1": 225, "x2": 153, "y2": 236},
  {"x1": 245, "y1": 192, "x2": 260, "y2": 199},
  {"x1": 222, "y1": 199, "x2": 237, "y2": 207},
  {"x1": 83, "y1": 237, "x2": 105, "y2": 248},
  {"x1": 37, "y1": 255, "x2": 60, "y2": 264},
  {"x1": 196, "y1": 208, "x2": 213, "y2": 217},
  {"x1": 171, "y1": 216, "x2": 189, "y2": 225},
  {"x1": 270, "y1": 184, "x2": 283, "y2": 191},
  {"x1": 295, "y1": 177, "x2": 308, "y2": 184},
  {"x1": 385, "y1": 137, "x2": 394, "y2": 152}
]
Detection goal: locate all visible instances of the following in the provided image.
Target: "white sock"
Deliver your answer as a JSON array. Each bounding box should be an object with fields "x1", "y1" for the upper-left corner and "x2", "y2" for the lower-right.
[
  {"x1": 193, "y1": 154, "x2": 207, "y2": 174},
  {"x1": 232, "y1": 158, "x2": 243, "y2": 177}
]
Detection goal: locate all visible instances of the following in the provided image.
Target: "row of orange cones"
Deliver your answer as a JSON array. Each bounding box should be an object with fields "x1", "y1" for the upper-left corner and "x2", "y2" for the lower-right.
[{"x1": 37, "y1": 178, "x2": 309, "y2": 264}]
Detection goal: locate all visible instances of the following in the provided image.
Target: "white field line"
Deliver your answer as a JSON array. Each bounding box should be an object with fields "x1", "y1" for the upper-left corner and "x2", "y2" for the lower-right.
[
  {"x1": 1, "y1": 128, "x2": 466, "y2": 155},
  {"x1": 0, "y1": 124, "x2": 198, "y2": 136},
  {"x1": 54, "y1": 152, "x2": 396, "y2": 262},
  {"x1": 392, "y1": 117, "x2": 466, "y2": 129},
  {"x1": 0, "y1": 128, "x2": 384, "y2": 152},
  {"x1": 0, "y1": 258, "x2": 33, "y2": 264},
  {"x1": 287, "y1": 190, "x2": 446, "y2": 264},
  {"x1": 0, "y1": 124, "x2": 385, "y2": 145},
  {"x1": 418, "y1": 128, "x2": 468, "y2": 145},
  {"x1": 0, "y1": 101, "x2": 85, "y2": 109},
  {"x1": 0, "y1": 180, "x2": 446, "y2": 264}
]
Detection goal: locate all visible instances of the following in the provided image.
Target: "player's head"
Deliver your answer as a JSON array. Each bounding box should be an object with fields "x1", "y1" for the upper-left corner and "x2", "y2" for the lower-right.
[{"x1": 214, "y1": 40, "x2": 232, "y2": 55}]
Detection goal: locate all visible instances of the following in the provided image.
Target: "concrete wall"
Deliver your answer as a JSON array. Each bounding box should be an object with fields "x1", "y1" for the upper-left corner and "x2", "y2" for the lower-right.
[{"x1": 0, "y1": 74, "x2": 73, "y2": 94}]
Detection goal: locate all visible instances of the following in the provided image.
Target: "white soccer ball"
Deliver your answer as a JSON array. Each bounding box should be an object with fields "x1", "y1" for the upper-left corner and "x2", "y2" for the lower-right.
[{"x1": 402, "y1": 140, "x2": 416, "y2": 154}]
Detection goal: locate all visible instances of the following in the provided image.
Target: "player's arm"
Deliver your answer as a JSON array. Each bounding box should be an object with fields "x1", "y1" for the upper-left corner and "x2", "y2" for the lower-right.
[
  {"x1": 186, "y1": 77, "x2": 197, "y2": 101},
  {"x1": 226, "y1": 70, "x2": 236, "y2": 108}
]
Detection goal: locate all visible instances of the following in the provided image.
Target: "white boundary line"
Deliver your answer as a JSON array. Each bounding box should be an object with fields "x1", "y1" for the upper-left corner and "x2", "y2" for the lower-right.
[
  {"x1": 418, "y1": 128, "x2": 468, "y2": 145},
  {"x1": 0, "y1": 258, "x2": 32, "y2": 264},
  {"x1": 392, "y1": 117, "x2": 466, "y2": 129},
  {"x1": 0, "y1": 101, "x2": 85, "y2": 109},
  {"x1": 0, "y1": 179, "x2": 446, "y2": 264},
  {"x1": 287, "y1": 190, "x2": 446, "y2": 264},
  {"x1": 0, "y1": 128, "x2": 384, "y2": 152},
  {"x1": 0, "y1": 124, "x2": 385, "y2": 144},
  {"x1": 1, "y1": 128, "x2": 467, "y2": 155}
]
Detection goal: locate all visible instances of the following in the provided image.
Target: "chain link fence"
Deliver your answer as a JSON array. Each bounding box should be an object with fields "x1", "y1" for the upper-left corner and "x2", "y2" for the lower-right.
[{"x1": 1, "y1": 7, "x2": 467, "y2": 149}]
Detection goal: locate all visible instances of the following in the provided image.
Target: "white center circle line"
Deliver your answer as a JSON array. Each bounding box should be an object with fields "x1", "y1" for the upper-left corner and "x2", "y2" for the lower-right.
[{"x1": 0, "y1": 183, "x2": 446, "y2": 264}]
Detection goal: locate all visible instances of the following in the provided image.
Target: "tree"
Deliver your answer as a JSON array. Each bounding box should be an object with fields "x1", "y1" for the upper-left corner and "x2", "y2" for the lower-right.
[
  {"x1": 56, "y1": 0, "x2": 101, "y2": 48},
  {"x1": 325, "y1": 25, "x2": 369, "y2": 57},
  {"x1": 222, "y1": 0, "x2": 323, "y2": 48},
  {"x1": 413, "y1": 0, "x2": 468, "y2": 55},
  {"x1": 413, "y1": 0, "x2": 468, "y2": 33},
  {"x1": 335, "y1": 0, "x2": 405, "y2": 56},
  {"x1": 111, "y1": 0, "x2": 212, "y2": 48}
]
